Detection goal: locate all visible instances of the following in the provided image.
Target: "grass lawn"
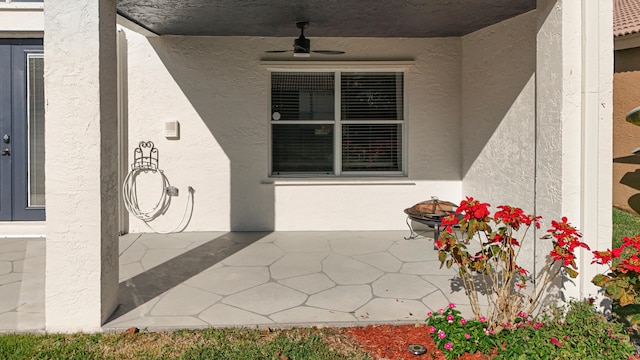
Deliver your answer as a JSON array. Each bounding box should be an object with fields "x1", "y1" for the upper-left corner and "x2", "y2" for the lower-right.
[
  {"x1": 613, "y1": 207, "x2": 640, "y2": 248},
  {"x1": 0, "y1": 327, "x2": 370, "y2": 360}
]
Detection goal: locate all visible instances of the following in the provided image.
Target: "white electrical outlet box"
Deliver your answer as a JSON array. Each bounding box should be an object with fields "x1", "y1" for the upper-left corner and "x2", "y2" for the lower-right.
[{"x1": 164, "y1": 121, "x2": 180, "y2": 139}]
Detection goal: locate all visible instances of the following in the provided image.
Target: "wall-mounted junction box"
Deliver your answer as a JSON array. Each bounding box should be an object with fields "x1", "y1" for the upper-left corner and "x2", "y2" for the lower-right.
[{"x1": 164, "y1": 121, "x2": 180, "y2": 139}]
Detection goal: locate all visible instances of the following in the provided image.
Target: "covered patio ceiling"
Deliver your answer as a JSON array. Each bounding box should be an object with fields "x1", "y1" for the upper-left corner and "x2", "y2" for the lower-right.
[{"x1": 116, "y1": 0, "x2": 537, "y2": 37}]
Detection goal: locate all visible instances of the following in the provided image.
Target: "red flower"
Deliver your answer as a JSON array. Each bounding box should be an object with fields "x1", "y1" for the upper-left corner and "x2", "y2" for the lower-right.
[
  {"x1": 620, "y1": 254, "x2": 640, "y2": 273},
  {"x1": 441, "y1": 214, "x2": 459, "y2": 226},
  {"x1": 456, "y1": 197, "x2": 490, "y2": 221},
  {"x1": 493, "y1": 205, "x2": 535, "y2": 230},
  {"x1": 550, "y1": 249, "x2": 576, "y2": 267},
  {"x1": 622, "y1": 235, "x2": 640, "y2": 252},
  {"x1": 592, "y1": 250, "x2": 614, "y2": 265}
]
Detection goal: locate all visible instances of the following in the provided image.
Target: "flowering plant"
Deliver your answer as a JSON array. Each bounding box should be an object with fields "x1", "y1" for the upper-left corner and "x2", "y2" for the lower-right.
[
  {"x1": 436, "y1": 197, "x2": 588, "y2": 329},
  {"x1": 425, "y1": 303, "x2": 499, "y2": 359},
  {"x1": 426, "y1": 301, "x2": 637, "y2": 360},
  {"x1": 592, "y1": 235, "x2": 640, "y2": 307}
]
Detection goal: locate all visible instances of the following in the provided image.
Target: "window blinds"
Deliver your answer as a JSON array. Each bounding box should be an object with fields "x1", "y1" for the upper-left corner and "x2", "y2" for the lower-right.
[{"x1": 270, "y1": 71, "x2": 404, "y2": 175}]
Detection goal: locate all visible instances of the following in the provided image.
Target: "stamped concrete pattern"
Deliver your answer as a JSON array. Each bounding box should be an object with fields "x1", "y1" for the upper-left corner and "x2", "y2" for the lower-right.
[
  {"x1": 0, "y1": 231, "x2": 471, "y2": 332},
  {"x1": 0, "y1": 238, "x2": 45, "y2": 332}
]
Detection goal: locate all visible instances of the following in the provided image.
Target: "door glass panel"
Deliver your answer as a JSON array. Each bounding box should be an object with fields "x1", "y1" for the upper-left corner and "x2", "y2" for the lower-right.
[{"x1": 27, "y1": 53, "x2": 44, "y2": 207}]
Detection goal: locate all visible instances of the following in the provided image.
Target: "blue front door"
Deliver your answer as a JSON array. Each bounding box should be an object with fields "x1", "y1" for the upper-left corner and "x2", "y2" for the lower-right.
[{"x1": 0, "y1": 39, "x2": 45, "y2": 221}]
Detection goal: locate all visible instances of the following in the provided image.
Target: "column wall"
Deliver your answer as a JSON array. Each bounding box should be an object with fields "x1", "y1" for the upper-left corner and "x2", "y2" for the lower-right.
[
  {"x1": 535, "y1": 0, "x2": 613, "y2": 301},
  {"x1": 44, "y1": 0, "x2": 119, "y2": 331}
]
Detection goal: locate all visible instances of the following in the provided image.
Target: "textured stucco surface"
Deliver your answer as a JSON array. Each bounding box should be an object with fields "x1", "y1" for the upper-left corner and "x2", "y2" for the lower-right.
[
  {"x1": 460, "y1": 10, "x2": 537, "y2": 272},
  {"x1": 534, "y1": 0, "x2": 613, "y2": 300},
  {"x1": 534, "y1": 0, "x2": 583, "y2": 298},
  {"x1": 122, "y1": 31, "x2": 464, "y2": 232},
  {"x1": 461, "y1": 11, "x2": 536, "y2": 211},
  {"x1": 44, "y1": 0, "x2": 119, "y2": 332}
]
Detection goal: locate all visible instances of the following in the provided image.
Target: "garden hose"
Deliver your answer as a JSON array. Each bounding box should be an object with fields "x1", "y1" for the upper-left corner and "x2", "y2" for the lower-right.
[{"x1": 122, "y1": 167, "x2": 194, "y2": 234}]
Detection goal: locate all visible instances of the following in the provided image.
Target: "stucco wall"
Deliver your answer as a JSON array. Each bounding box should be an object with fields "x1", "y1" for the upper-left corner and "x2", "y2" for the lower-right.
[
  {"x1": 460, "y1": 11, "x2": 537, "y2": 212},
  {"x1": 122, "y1": 30, "x2": 463, "y2": 231}
]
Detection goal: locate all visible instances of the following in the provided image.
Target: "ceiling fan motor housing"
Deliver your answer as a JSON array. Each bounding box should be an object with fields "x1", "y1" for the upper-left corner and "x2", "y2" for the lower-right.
[{"x1": 294, "y1": 35, "x2": 311, "y2": 55}]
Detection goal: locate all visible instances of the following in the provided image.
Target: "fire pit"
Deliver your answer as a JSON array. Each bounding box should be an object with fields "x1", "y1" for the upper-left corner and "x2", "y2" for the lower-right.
[{"x1": 404, "y1": 196, "x2": 458, "y2": 240}]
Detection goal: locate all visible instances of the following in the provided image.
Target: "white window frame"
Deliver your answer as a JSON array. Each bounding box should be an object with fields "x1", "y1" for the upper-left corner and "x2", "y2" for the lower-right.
[{"x1": 265, "y1": 62, "x2": 410, "y2": 178}]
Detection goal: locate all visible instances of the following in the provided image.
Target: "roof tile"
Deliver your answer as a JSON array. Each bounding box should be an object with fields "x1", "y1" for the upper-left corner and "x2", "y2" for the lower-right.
[{"x1": 615, "y1": 0, "x2": 640, "y2": 37}]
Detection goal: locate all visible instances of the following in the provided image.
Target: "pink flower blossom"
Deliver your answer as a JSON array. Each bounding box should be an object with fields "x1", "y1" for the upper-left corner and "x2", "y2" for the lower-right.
[
  {"x1": 550, "y1": 337, "x2": 562, "y2": 346},
  {"x1": 438, "y1": 330, "x2": 446, "y2": 339},
  {"x1": 438, "y1": 308, "x2": 444, "y2": 314},
  {"x1": 449, "y1": 303, "x2": 456, "y2": 309},
  {"x1": 428, "y1": 326, "x2": 436, "y2": 333},
  {"x1": 448, "y1": 320, "x2": 453, "y2": 324},
  {"x1": 446, "y1": 315, "x2": 453, "y2": 321},
  {"x1": 464, "y1": 333, "x2": 471, "y2": 339},
  {"x1": 479, "y1": 317, "x2": 486, "y2": 322},
  {"x1": 427, "y1": 311, "x2": 433, "y2": 317},
  {"x1": 460, "y1": 318, "x2": 467, "y2": 325},
  {"x1": 532, "y1": 322, "x2": 543, "y2": 329},
  {"x1": 444, "y1": 342, "x2": 453, "y2": 351}
]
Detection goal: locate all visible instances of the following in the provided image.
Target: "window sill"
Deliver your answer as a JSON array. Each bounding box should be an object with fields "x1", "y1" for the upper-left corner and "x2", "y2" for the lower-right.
[
  {"x1": 262, "y1": 178, "x2": 415, "y2": 186},
  {"x1": 0, "y1": 3, "x2": 43, "y2": 10}
]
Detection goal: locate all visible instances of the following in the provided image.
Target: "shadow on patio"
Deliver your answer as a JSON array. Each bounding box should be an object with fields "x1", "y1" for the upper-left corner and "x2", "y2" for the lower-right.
[
  {"x1": 0, "y1": 231, "x2": 476, "y2": 332},
  {"x1": 104, "y1": 231, "x2": 473, "y2": 330}
]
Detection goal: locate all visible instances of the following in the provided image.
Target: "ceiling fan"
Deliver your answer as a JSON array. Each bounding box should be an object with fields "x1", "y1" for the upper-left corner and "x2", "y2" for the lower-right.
[{"x1": 266, "y1": 21, "x2": 345, "y2": 57}]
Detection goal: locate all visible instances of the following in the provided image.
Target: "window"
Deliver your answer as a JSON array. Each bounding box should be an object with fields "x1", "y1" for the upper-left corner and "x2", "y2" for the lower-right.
[{"x1": 270, "y1": 70, "x2": 404, "y2": 176}]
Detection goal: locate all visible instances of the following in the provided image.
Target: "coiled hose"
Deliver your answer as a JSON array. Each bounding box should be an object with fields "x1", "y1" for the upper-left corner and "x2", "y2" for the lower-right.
[{"x1": 122, "y1": 168, "x2": 193, "y2": 234}]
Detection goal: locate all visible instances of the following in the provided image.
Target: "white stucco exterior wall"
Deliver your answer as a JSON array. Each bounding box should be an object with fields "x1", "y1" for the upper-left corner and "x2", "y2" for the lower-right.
[
  {"x1": 461, "y1": 11, "x2": 537, "y2": 211},
  {"x1": 536, "y1": 0, "x2": 613, "y2": 300},
  {"x1": 121, "y1": 31, "x2": 463, "y2": 231},
  {"x1": 44, "y1": 0, "x2": 119, "y2": 331},
  {"x1": 581, "y1": 0, "x2": 613, "y2": 301},
  {"x1": 459, "y1": 11, "x2": 538, "y2": 273}
]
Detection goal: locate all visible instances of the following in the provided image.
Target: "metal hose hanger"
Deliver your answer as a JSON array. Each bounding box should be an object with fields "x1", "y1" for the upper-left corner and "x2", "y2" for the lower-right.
[{"x1": 122, "y1": 141, "x2": 194, "y2": 234}]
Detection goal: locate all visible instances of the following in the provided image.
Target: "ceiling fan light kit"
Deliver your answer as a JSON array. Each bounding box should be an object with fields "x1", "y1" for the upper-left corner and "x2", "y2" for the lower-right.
[{"x1": 267, "y1": 21, "x2": 345, "y2": 57}]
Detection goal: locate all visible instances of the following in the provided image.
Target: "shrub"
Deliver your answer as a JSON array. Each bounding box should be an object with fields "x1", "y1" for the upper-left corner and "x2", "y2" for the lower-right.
[
  {"x1": 436, "y1": 197, "x2": 588, "y2": 328},
  {"x1": 426, "y1": 301, "x2": 638, "y2": 360}
]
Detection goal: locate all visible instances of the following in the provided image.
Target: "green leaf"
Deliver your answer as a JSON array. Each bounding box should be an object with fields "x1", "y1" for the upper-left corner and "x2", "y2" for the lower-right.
[
  {"x1": 592, "y1": 274, "x2": 610, "y2": 286},
  {"x1": 565, "y1": 267, "x2": 578, "y2": 279},
  {"x1": 606, "y1": 283, "x2": 623, "y2": 299},
  {"x1": 438, "y1": 251, "x2": 446, "y2": 264},
  {"x1": 621, "y1": 292, "x2": 635, "y2": 306},
  {"x1": 627, "y1": 313, "x2": 640, "y2": 325}
]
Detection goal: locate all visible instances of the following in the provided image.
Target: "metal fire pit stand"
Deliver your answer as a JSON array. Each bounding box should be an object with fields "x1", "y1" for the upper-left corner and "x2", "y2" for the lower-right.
[{"x1": 404, "y1": 211, "x2": 449, "y2": 241}]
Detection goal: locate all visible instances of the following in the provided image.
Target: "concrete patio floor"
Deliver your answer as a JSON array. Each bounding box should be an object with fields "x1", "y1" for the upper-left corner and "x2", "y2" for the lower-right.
[{"x1": 0, "y1": 230, "x2": 475, "y2": 333}]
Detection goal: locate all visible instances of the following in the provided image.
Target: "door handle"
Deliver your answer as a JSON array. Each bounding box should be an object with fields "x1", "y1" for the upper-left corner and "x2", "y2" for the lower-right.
[{"x1": 1, "y1": 148, "x2": 9, "y2": 156}]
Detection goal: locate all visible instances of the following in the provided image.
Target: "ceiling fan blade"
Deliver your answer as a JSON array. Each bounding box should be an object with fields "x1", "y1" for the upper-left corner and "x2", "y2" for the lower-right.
[
  {"x1": 312, "y1": 50, "x2": 345, "y2": 55},
  {"x1": 266, "y1": 22, "x2": 343, "y2": 56}
]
